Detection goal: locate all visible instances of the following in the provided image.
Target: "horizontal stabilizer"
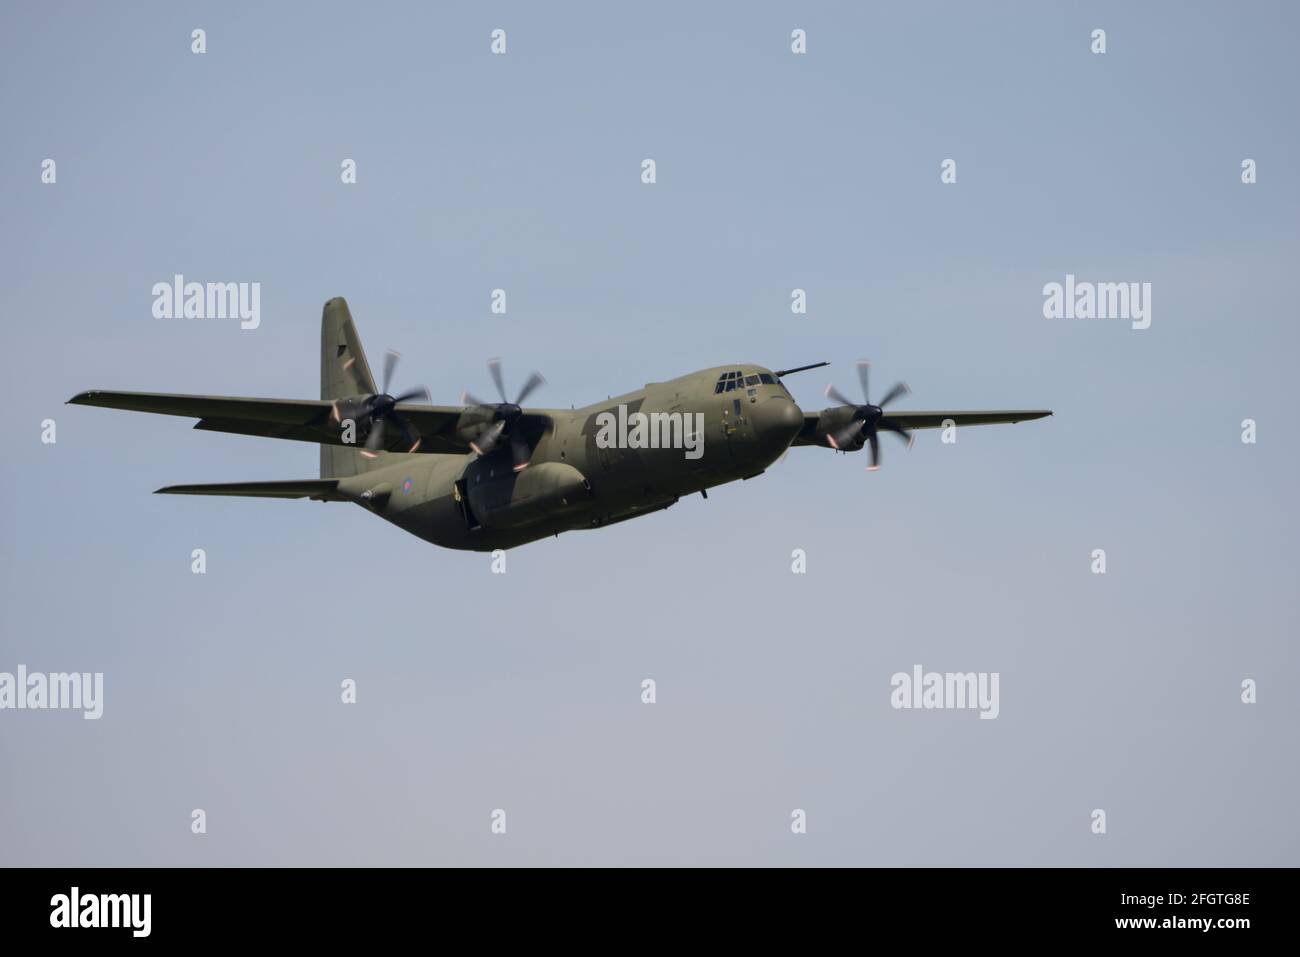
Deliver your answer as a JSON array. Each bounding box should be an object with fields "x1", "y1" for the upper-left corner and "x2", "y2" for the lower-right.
[{"x1": 155, "y1": 480, "x2": 344, "y2": 501}]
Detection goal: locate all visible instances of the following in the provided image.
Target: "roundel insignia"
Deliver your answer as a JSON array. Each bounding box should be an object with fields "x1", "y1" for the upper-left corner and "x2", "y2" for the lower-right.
[{"x1": 402, "y1": 478, "x2": 414, "y2": 494}]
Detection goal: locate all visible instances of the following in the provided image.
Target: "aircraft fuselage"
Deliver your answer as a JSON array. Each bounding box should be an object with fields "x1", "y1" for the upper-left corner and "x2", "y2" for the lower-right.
[{"x1": 337, "y1": 364, "x2": 803, "y2": 551}]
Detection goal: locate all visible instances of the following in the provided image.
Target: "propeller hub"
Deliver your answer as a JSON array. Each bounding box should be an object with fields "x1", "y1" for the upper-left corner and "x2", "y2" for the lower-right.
[
  {"x1": 824, "y1": 362, "x2": 913, "y2": 469},
  {"x1": 460, "y1": 361, "x2": 546, "y2": 468}
]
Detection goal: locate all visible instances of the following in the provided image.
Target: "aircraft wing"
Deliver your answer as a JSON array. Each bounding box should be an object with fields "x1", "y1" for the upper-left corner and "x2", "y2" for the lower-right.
[
  {"x1": 794, "y1": 409, "x2": 1051, "y2": 445},
  {"x1": 875, "y1": 410, "x2": 1052, "y2": 429},
  {"x1": 67, "y1": 390, "x2": 471, "y2": 454}
]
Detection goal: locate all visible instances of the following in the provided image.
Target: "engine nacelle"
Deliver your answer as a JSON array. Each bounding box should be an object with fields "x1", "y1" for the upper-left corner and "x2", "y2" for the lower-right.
[
  {"x1": 455, "y1": 407, "x2": 498, "y2": 446},
  {"x1": 327, "y1": 395, "x2": 385, "y2": 443},
  {"x1": 813, "y1": 406, "x2": 866, "y2": 449}
]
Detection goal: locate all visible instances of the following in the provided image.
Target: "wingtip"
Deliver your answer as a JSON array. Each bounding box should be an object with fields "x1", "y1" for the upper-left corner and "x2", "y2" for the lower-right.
[{"x1": 66, "y1": 391, "x2": 95, "y2": 405}]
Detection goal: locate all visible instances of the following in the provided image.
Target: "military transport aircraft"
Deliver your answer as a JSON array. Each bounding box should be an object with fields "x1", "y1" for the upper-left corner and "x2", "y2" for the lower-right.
[{"x1": 69, "y1": 298, "x2": 1051, "y2": 551}]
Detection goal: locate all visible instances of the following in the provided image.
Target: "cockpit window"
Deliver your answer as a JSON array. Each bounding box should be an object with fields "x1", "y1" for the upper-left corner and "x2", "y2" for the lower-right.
[{"x1": 717, "y1": 370, "x2": 780, "y2": 393}]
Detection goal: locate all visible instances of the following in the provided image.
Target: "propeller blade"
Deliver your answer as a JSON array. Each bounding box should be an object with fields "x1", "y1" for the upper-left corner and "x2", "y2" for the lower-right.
[
  {"x1": 825, "y1": 384, "x2": 857, "y2": 408},
  {"x1": 487, "y1": 358, "x2": 507, "y2": 404},
  {"x1": 514, "y1": 371, "x2": 546, "y2": 406},
  {"x1": 460, "y1": 389, "x2": 491, "y2": 408},
  {"x1": 856, "y1": 360, "x2": 871, "y2": 404},
  {"x1": 878, "y1": 381, "x2": 911, "y2": 408},
  {"x1": 391, "y1": 412, "x2": 422, "y2": 453},
  {"x1": 880, "y1": 420, "x2": 913, "y2": 447},
  {"x1": 470, "y1": 420, "x2": 505, "y2": 456},
  {"x1": 382, "y1": 350, "x2": 401, "y2": 396},
  {"x1": 510, "y1": 435, "x2": 532, "y2": 472},
  {"x1": 392, "y1": 386, "x2": 430, "y2": 404},
  {"x1": 867, "y1": 432, "x2": 881, "y2": 471},
  {"x1": 827, "y1": 419, "x2": 864, "y2": 450},
  {"x1": 365, "y1": 418, "x2": 386, "y2": 451}
]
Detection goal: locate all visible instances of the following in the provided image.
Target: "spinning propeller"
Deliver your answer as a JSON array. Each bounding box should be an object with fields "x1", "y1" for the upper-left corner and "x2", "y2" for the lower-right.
[
  {"x1": 333, "y1": 349, "x2": 430, "y2": 456},
  {"x1": 824, "y1": 360, "x2": 913, "y2": 471},
  {"x1": 460, "y1": 358, "x2": 546, "y2": 472}
]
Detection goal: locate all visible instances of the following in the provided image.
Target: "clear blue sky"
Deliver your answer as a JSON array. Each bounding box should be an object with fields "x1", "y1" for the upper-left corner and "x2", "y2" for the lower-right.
[{"x1": 1, "y1": 1, "x2": 1296, "y2": 865}]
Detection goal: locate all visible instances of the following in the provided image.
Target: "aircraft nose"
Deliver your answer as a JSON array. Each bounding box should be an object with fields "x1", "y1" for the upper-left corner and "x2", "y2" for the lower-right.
[{"x1": 752, "y1": 396, "x2": 803, "y2": 452}]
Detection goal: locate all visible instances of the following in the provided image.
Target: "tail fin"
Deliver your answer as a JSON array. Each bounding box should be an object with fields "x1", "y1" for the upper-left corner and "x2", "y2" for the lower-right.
[{"x1": 320, "y1": 298, "x2": 382, "y2": 479}]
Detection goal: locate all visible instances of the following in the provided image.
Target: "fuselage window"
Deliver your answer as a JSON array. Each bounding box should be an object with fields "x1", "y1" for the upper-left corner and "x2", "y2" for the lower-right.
[
  {"x1": 745, "y1": 375, "x2": 760, "y2": 386},
  {"x1": 758, "y1": 373, "x2": 775, "y2": 385},
  {"x1": 724, "y1": 379, "x2": 736, "y2": 391},
  {"x1": 714, "y1": 381, "x2": 725, "y2": 394}
]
